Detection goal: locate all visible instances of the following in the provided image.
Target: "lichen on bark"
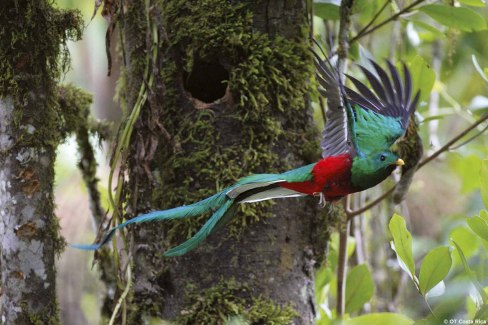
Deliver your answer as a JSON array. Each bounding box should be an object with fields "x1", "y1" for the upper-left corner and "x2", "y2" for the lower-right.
[{"x1": 0, "y1": 1, "x2": 85, "y2": 323}]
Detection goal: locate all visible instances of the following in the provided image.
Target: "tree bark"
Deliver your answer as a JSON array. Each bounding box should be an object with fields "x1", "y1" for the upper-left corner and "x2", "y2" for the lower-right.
[
  {"x1": 0, "y1": 99, "x2": 60, "y2": 323},
  {"x1": 117, "y1": 0, "x2": 330, "y2": 323},
  {"x1": 0, "y1": 1, "x2": 82, "y2": 323}
]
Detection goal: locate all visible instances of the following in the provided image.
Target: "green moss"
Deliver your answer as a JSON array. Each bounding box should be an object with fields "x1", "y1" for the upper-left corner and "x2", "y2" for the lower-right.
[
  {"x1": 0, "y1": 2, "x2": 82, "y2": 96},
  {"x1": 177, "y1": 279, "x2": 297, "y2": 325},
  {"x1": 21, "y1": 299, "x2": 61, "y2": 325},
  {"x1": 57, "y1": 85, "x2": 93, "y2": 135},
  {"x1": 140, "y1": 0, "x2": 319, "y2": 245},
  {"x1": 48, "y1": 201, "x2": 67, "y2": 257},
  {"x1": 0, "y1": 1, "x2": 83, "y2": 148}
]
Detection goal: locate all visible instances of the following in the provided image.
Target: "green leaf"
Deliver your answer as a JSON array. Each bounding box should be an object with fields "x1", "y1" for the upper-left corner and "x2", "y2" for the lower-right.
[
  {"x1": 450, "y1": 226, "x2": 479, "y2": 265},
  {"x1": 408, "y1": 55, "x2": 435, "y2": 103},
  {"x1": 419, "y1": 5, "x2": 487, "y2": 32},
  {"x1": 481, "y1": 160, "x2": 488, "y2": 208},
  {"x1": 472, "y1": 55, "x2": 488, "y2": 83},
  {"x1": 315, "y1": 266, "x2": 333, "y2": 292},
  {"x1": 345, "y1": 264, "x2": 374, "y2": 313},
  {"x1": 480, "y1": 210, "x2": 488, "y2": 222},
  {"x1": 475, "y1": 304, "x2": 488, "y2": 322},
  {"x1": 389, "y1": 214, "x2": 416, "y2": 282},
  {"x1": 448, "y1": 154, "x2": 482, "y2": 193},
  {"x1": 313, "y1": 1, "x2": 340, "y2": 20},
  {"x1": 451, "y1": 239, "x2": 488, "y2": 304},
  {"x1": 418, "y1": 246, "x2": 452, "y2": 296},
  {"x1": 452, "y1": 239, "x2": 473, "y2": 274},
  {"x1": 467, "y1": 215, "x2": 488, "y2": 242},
  {"x1": 459, "y1": 0, "x2": 486, "y2": 7},
  {"x1": 466, "y1": 286, "x2": 488, "y2": 319},
  {"x1": 410, "y1": 20, "x2": 446, "y2": 40},
  {"x1": 345, "y1": 313, "x2": 414, "y2": 325}
]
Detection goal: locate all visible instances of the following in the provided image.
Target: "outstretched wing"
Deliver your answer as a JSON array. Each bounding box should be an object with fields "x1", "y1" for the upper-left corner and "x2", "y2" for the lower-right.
[
  {"x1": 313, "y1": 48, "x2": 357, "y2": 158},
  {"x1": 345, "y1": 60, "x2": 420, "y2": 153}
]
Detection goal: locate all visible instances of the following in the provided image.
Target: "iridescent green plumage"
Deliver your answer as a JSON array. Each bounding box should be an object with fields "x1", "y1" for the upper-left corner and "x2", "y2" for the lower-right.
[{"x1": 354, "y1": 105, "x2": 404, "y2": 155}]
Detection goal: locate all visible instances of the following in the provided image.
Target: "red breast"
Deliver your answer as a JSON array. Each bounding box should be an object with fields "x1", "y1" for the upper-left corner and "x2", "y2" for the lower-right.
[{"x1": 279, "y1": 154, "x2": 355, "y2": 199}]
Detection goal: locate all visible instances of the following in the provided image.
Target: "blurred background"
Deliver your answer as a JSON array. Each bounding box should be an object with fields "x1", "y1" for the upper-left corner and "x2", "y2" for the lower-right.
[
  {"x1": 55, "y1": 2, "x2": 118, "y2": 324},
  {"x1": 54, "y1": 0, "x2": 488, "y2": 324}
]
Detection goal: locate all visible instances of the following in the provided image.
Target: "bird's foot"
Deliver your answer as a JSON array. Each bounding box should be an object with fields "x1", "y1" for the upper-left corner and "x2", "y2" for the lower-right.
[{"x1": 317, "y1": 192, "x2": 327, "y2": 208}]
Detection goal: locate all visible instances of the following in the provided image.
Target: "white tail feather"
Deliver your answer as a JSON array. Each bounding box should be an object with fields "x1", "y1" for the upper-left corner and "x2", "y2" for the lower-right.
[{"x1": 238, "y1": 187, "x2": 306, "y2": 203}]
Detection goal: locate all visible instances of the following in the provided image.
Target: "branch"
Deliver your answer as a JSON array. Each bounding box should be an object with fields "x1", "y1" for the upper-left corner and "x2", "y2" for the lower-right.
[
  {"x1": 450, "y1": 124, "x2": 488, "y2": 150},
  {"x1": 337, "y1": 200, "x2": 351, "y2": 318},
  {"x1": 350, "y1": 0, "x2": 426, "y2": 43},
  {"x1": 346, "y1": 113, "x2": 488, "y2": 220},
  {"x1": 336, "y1": 0, "x2": 355, "y2": 319},
  {"x1": 354, "y1": 0, "x2": 390, "y2": 43},
  {"x1": 337, "y1": 0, "x2": 354, "y2": 67},
  {"x1": 417, "y1": 113, "x2": 488, "y2": 168}
]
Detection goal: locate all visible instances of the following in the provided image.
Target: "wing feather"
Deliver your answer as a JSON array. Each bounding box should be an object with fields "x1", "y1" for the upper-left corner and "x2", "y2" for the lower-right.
[
  {"x1": 346, "y1": 75, "x2": 385, "y2": 111},
  {"x1": 386, "y1": 60, "x2": 404, "y2": 111},
  {"x1": 370, "y1": 60, "x2": 396, "y2": 104},
  {"x1": 345, "y1": 86, "x2": 383, "y2": 112},
  {"x1": 348, "y1": 59, "x2": 420, "y2": 131},
  {"x1": 403, "y1": 63, "x2": 412, "y2": 110},
  {"x1": 345, "y1": 58, "x2": 421, "y2": 153},
  {"x1": 358, "y1": 66, "x2": 388, "y2": 102},
  {"x1": 313, "y1": 47, "x2": 353, "y2": 158},
  {"x1": 314, "y1": 42, "x2": 421, "y2": 158}
]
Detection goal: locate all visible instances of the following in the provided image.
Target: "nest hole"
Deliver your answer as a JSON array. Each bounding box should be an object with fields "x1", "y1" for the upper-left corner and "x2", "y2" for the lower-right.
[{"x1": 184, "y1": 58, "x2": 229, "y2": 103}]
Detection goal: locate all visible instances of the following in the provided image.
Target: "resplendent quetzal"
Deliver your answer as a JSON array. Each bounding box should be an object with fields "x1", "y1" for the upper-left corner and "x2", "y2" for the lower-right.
[{"x1": 74, "y1": 51, "x2": 420, "y2": 257}]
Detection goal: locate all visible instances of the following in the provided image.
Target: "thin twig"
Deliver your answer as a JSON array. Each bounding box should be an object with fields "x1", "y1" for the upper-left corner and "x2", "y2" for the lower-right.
[
  {"x1": 109, "y1": 263, "x2": 132, "y2": 325},
  {"x1": 354, "y1": 0, "x2": 391, "y2": 43},
  {"x1": 337, "y1": 0, "x2": 354, "y2": 69},
  {"x1": 308, "y1": 0, "x2": 314, "y2": 43},
  {"x1": 350, "y1": 0, "x2": 426, "y2": 43},
  {"x1": 417, "y1": 113, "x2": 488, "y2": 168},
  {"x1": 450, "y1": 124, "x2": 488, "y2": 150},
  {"x1": 336, "y1": 0, "x2": 355, "y2": 319},
  {"x1": 337, "y1": 198, "x2": 351, "y2": 318},
  {"x1": 347, "y1": 113, "x2": 488, "y2": 220},
  {"x1": 428, "y1": 40, "x2": 443, "y2": 154}
]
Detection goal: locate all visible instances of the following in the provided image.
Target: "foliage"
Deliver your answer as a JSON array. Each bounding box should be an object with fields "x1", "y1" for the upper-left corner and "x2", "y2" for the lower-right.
[
  {"x1": 345, "y1": 312, "x2": 413, "y2": 325},
  {"x1": 419, "y1": 5, "x2": 487, "y2": 33},
  {"x1": 345, "y1": 264, "x2": 374, "y2": 313},
  {"x1": 389, "y1": 214, "x2": 416, "y2": 282},
  {"x1": 313, "y1": 0, "x2": 488, "y2": 324}
]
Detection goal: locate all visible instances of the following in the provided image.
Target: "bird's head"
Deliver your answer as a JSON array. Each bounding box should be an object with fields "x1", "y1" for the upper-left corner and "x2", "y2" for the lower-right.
[{"x1": 351, "y1": 151, "x2": 404, "y2": 190}]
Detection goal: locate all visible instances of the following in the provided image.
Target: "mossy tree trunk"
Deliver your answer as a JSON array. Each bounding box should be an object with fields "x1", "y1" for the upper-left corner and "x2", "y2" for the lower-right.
[
  {"x1": 0, "y1": 1, "x2": 82, "y2": 323},
  {"x1": 118, "y1": 0, "x2": 330, "y2": 323}
]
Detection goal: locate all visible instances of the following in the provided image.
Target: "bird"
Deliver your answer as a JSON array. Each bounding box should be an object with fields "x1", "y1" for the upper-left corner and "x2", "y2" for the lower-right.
[{"x1": 73, "y1": 47, "x2": 420, "y2": 257}]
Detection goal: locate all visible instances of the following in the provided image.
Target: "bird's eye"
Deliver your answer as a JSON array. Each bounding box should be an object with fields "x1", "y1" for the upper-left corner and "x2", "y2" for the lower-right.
[{"x1": 380, "y1": 155, "x2": 386, "y2": 161}]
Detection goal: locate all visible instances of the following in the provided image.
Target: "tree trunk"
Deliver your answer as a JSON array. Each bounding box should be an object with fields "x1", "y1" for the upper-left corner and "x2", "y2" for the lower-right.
[
  {"x1": 118, "y1": 0, "x2": 330, "y2": 323},
  {"x1": 0, "y1": 1, "x2": 81, "y2": 323},
  {"x1": 0, "y1": 99, "x2": 60, "y2": 323}
]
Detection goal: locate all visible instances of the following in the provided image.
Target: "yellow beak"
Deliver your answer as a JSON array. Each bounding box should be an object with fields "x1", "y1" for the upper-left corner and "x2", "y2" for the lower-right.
[{"x1": 396, "y1": 158, "x2": 405, "y2": 166}]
